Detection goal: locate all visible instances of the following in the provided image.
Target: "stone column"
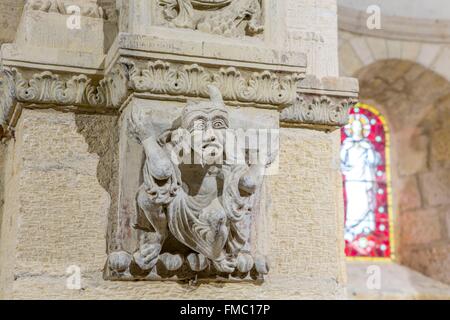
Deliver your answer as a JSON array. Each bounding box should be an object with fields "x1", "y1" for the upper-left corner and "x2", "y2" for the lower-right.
[{"x1": 0, "y1": 0, "x2": 358, "y2": 299}]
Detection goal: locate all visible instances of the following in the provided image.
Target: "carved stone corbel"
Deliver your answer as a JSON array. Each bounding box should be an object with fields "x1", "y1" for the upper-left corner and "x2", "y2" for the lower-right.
[{"x1": 106, "y1": 85, "x2": 274, "y2": 281}]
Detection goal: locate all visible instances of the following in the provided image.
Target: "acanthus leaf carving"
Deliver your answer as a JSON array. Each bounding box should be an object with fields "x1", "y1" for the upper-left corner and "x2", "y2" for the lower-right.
[
  {"x1": 280, "y1": 94, "x2": 359, "y2": 127},
  {"x1": 10, "y1": 63, "x2": 129, "y2": 109},
  {"x1": 0, "y1": 58, "x2": 357, "y2": 138},
  {"x1": 96, "y1": 63, "x2": 130, "y2": 108},
  {"x1": 128, "y1": 60, "x2": 303, "y2": 107}
]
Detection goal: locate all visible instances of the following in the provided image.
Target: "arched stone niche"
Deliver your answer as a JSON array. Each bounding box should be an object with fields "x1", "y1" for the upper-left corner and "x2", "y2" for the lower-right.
[{"x1": 354, "y1": 59, "x2": 450, "y2": 285}]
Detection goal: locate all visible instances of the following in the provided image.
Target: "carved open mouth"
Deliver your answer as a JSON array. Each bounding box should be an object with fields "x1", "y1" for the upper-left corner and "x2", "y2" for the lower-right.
[{"x1": 202, "y1": 143, "x2": 222, "y2": 150}]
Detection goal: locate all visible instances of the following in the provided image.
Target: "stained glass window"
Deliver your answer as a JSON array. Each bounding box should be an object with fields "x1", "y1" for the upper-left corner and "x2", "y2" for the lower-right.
[{"x1": 341, "y1": 104, "x2": 394, "y2": 259}]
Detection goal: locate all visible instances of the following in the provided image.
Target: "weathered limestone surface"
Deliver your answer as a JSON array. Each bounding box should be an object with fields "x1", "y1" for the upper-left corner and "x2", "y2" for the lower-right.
[
  {"x1": 1, "y1": 109, "x2": 346, "y2": 299},
  {"x1": 0, "y1": 0, "x2": 355, "y2": 299},
  {"x1": 286, "y1": 0, "x2": 339, "y2": 77},
  {"x1": 347, "y1": 262, "x2": 450, "y2": 300},
  {"x1": 0, "y1": 109, "x2": 112, "y2": 298}
]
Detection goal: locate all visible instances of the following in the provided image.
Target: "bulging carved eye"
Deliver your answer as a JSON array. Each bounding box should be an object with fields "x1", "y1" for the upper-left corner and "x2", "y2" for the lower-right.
[
  {"x1": 191, "y1": 119, "x2": 207, "y2": 132},
  {"x1": 212, "y1": 118, "x2": 226, "y2": 129}
]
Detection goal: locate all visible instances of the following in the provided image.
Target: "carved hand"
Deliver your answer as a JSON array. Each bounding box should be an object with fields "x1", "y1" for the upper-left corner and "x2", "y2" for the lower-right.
[
  {"x1": 213, "y1": 255, "x2": 237, "y2": 273},
  {"x1": 238, "y1": 164, "x2": 264, "y2": 195},
  {"x1": 133, "y1": 241, "x2": 162, "y2": 271}
]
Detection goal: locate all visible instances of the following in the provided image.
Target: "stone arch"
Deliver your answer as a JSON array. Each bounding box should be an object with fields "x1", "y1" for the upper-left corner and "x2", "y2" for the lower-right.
[
  {"x1": 339, "y1": 31, "x2": 450, "y2": 83},
  {"x1": 352, "y1": 59, "x2": 450, "y2": 285}
]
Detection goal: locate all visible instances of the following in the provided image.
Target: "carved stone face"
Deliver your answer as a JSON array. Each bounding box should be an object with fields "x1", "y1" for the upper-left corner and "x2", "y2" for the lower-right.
[{"x1": 182, "y1": 101, "x2": 229, "y2": 165}]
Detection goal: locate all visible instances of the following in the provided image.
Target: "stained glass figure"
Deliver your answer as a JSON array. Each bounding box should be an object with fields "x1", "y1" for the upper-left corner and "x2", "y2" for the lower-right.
[{"x1": 341, "y1": 104, "x2": 394, "y2": 259}]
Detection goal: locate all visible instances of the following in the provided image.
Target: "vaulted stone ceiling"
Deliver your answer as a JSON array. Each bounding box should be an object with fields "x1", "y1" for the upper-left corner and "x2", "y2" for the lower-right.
[{"x1": 0, "y1": 0, "x2": 117, "y2": 45}]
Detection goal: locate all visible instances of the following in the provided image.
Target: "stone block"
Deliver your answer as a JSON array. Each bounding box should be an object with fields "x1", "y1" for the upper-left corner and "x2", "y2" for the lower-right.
[
  {"x1": 339, "y1": 42, "x2": 363, "y2": 76},
  {"x1": 398, "y1": 176, "x2": 422, "y2": 211},
  {"x1": 446, "y1": 209, "x2": 450, "y2": 240},
  {"x1": 349, "y1": 37, "x2": 374, "y2": 65},
  {"x1": 431, "y1": 127, "x2": 450, "y2": 166},
  {"x1": 15, "y1": 8, "x2": 105, "y2": 54},
  {"x1": 420, "y1": 169, "x2": 450, "y2": 207},
  {"x1": 396, "y1": 130, "x2": 429, "y2": 176},
  {"x1": 366, "y1": 37, "x2": 388, "y2": 61},
  {"x1": 400, "y1": 208, "x2": 444, "y2": 246},
  {"x1": 402, "y1": 244, "x2": 450, "y2": 285},
  {"x1": 431, "y1": 45, "x2": 450, "y2": 82},
  {"x1": 401, "y1": 42, "x2": 422, "y2": 62},
  {"x1": 417, "y1": 43, "x2": 441, "y2": 68},
  {"x1": 387, "y1": 40, "x2": 403, "y2": 59}
]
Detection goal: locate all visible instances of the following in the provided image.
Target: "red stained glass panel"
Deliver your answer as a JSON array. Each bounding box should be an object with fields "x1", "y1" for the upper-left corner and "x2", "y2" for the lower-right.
[{"x1": 341, "y1": 105, "x2": 392, "y2": 258}]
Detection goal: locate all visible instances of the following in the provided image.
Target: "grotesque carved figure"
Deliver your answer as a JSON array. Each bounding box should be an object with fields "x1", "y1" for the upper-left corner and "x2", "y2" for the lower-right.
[
  {"x1": 158, "y1": 0, "x2": 264, "y2": 37},
  {"x1": 107, "y1": 86, "x2": 271, "y2": 281}
]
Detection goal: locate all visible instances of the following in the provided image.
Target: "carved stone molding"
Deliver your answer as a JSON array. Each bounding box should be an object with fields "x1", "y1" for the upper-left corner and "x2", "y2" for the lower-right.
[
  {"x1": 0, "y1": 64, "x2": 128, "y2": 137},
  {"x1": 280, "y1": 95, "x2": 358, "y2": 127},
  {"x1": 156, "y1": 0, "x2": 264, "y2": 37},
  {"x1": 9, "y1": 64, "x2": 127, "y2": 107},
  {"x1": 0, "y1": 57, "x2": 358, "y2": 138},
  {"x1": 25, "y1": 0, "x2": 111, "y2": 19},
  {"x1": 127, "y1": 59, "x2": 303, "y2": 107}
]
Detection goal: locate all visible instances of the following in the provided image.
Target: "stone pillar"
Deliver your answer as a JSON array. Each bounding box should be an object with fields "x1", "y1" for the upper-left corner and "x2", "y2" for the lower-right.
[{"x1": 0, "y1": 0, "x2": 358, "y2": 299}]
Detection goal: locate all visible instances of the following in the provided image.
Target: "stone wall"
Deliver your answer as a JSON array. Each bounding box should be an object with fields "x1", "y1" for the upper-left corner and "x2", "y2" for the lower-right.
[
  {"x1": 0, "y1": 108, "x2": 346, "y2": 299},
  {"x1": 338, "y1": 4, "x2": 450, "y2": 286},
  {"x1": 0, "y1": 0, "x2": 357, "y2": 299},
  {"x1": 356, "y1": 60, "x2": 450, "y2": 285}
]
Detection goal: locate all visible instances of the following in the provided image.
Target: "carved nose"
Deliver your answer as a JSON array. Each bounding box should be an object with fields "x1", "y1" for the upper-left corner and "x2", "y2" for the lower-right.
[{"x1": 204, "y1": 128, "x2": 217, "y2": 143}]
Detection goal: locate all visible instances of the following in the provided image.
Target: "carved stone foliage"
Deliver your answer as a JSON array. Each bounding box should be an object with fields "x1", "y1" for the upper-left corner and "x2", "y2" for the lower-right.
[
  {"x1": 157, "y1": 0, "x2": 264, "y2": 37},
  {"x1": 0, "y1": 69, "x2": 16, "y2": 134},
  {"x1": 0, "y1": 64, "x2": 128, "y2": 138},
  {"x1": 128, "y1": 60, "x2": 303, "y2": 107},
  {"x1": 10, "y1": 65, "x2": 128, "y2": 108},
  {"x1": 106, "y1": 86, "x2": 272, "y2": 281},
  {"x1": 280, "y1": 94, "x2": 358, "y2": 127},
  {"x1": 0, "y1": 58, "x2": 357, "y2": 139},
  {"x1": 25, "y1": 0, "x2": 108, "y2": 19}
]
